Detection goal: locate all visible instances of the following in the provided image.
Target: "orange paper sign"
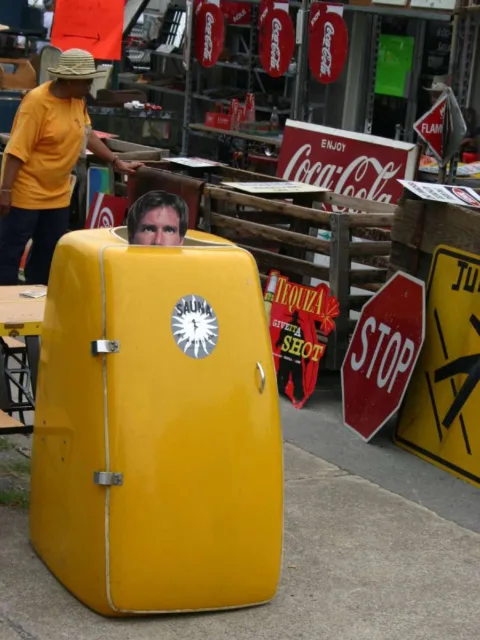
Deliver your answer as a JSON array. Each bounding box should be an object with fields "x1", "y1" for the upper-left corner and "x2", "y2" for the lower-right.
[{"x1": 51, "y1": 0, "x2": 124, "y2": 61}]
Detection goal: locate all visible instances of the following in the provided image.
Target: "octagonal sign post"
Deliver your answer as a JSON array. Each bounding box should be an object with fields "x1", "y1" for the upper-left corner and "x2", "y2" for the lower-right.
[{"x1": 341, "y1": 271, "x2": 426, "y2": 442}]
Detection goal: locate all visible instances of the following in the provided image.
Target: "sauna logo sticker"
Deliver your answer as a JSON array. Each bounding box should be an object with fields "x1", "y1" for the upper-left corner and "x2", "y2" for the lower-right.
[{"x1": 171, "y1": 294, "x2": 219, "y2": 359}]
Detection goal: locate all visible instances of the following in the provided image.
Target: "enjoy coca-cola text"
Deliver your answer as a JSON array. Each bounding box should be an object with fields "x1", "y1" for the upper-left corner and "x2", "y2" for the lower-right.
[
  {"x1": 281, "y1": 143, "x2": 403, "y2": 210},
  {"x1": 270, "y1": 17, "x2": 282, "y2": 71},
  {"x1": 203, "y1": 13, "x2": 214, "y2": 62}
]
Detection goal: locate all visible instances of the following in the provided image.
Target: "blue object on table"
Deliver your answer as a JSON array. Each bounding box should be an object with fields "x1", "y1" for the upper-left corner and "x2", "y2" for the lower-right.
[
  {"x1": 0, "y1": 93, "x2": 22, "y2": 135},
  {"x1": 0, "y1": 1, "x2": 27, "y2": 30}
]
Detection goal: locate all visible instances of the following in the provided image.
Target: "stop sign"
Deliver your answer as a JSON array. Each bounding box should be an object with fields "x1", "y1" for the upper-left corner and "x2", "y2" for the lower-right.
[{"x1": 341, "y1": 272, "x2": 425, "y2": 442}]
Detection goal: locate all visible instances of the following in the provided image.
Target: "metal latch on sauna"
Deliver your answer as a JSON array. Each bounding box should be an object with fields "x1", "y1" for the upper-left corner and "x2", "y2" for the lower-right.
[
  {"x1": 93, "y1": 471, "x2": 124, "y2": 487},
  {"x1": 91, "y1": 340, "x2": 120, "y2": 355}
]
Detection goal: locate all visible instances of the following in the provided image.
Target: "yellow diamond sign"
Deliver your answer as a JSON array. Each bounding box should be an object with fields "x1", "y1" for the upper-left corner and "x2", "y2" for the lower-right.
[{"x1": 396, "y1": 245, "x2": 480, "y2": 487}]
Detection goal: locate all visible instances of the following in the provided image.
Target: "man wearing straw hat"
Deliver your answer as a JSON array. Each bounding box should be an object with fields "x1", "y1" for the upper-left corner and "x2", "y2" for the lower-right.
[
  {"x1": 424, "y1": 74, "x2": 449, "y2": 106},
  {"x1": 0, "y1": 48, "x2": 143, "y2": 286}
]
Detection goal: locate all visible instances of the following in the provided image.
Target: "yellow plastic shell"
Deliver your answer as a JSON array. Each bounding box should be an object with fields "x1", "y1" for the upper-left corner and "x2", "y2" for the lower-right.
[{"x1": 29, "y1": 227, "x2": 283, "y2": 617}]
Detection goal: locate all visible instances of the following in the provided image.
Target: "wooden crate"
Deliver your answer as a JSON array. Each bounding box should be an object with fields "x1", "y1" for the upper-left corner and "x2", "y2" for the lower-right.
[{"x1": 389, "y1": 197, "x2": 480, "y2": 282}]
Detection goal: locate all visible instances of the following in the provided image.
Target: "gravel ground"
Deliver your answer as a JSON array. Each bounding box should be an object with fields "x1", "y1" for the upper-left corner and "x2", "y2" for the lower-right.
[{"x1": 0, "y1": 435, "x2": 31, "y2": 508}]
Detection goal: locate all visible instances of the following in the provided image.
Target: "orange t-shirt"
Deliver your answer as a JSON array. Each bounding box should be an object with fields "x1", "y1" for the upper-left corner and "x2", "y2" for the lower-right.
[{"x1": 3, "y1": 82, "x2": 91, "y2": 210}]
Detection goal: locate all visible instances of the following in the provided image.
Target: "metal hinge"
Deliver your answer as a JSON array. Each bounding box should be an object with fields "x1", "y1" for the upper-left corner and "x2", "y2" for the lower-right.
[
  {"x1": 91, "y1": 340, "x2": 120, "y2": 356},
  {"x1": 93, "y1": 471, "x2": 124, "y2": 487}
]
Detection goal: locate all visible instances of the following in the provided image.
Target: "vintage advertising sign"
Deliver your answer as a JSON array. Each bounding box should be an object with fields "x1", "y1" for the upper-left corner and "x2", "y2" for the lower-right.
[
  {"x1": 168, "y1": 157, "x2": 225, "y2": 168},
  {"x1": 264, "y1": 271, "x2": 340, "y2": 409},
  {"x1": 221, "y1": 181, "x2": 329, "y2": 194},
  {"x1": 396, "y1": 246, "x2": 480, "y2": 488},
  {"x1": 399, "y1": 180, "x2": 480, "y2": 208},
  {"x1": 86, "y1": 193, "x2": 127, "y2": 229},
  {"x1": 413, "y1": 93, "x2": 447, "y2": 163},
  {"x1": 276, "y1": 120, "x2": 419, "y2": 211},
  {"x1": 195, "y1": 2, "x2": 225, "y2": 68},
  {"x1": 51, "y1": 0, "x2": 124, "y2": 60},
  {"x1": 341, "y1": 272, "x2": 425, "y2": 442},
  {"x1": 309, "y1": 10, "x2": 349, "y2": 84},
  {"x1": 259, "y1": 0, "x2": 289, "y2": 26},
  {"x1": 259, "y1": 9, "x2": 295, "y2": 78},
  {"x1": 86, "y1": 166, "x2": 112, "y2": 216},
  {"x1": 221, "y1": 0, "x2": 251, "y2": 25}
]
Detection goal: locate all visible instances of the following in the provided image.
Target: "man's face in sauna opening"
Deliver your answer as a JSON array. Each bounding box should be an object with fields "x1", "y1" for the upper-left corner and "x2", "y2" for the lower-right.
[
  {"x1": 128, "y1": 191, "x2": 188, "y2": 247},
  {"x1": 133, "y1": 206, "x2": 184, "y2": 246}
]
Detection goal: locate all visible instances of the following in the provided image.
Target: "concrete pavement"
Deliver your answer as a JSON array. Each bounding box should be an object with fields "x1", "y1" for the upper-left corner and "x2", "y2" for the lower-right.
[{"x1": 1, "y1": 443, "x2": 480, "y2": 640}]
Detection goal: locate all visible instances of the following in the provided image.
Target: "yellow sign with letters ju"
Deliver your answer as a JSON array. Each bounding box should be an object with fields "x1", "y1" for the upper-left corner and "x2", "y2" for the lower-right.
[{"x1": 396, "y1": 245, "x2": 480, "y2": 487}]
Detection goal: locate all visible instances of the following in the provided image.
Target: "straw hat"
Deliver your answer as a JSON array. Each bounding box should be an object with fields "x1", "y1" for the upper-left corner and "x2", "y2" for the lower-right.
[
  {"x1": 424, "y1": 75, "x2": 449, "y2": 92},
  {"x1": 48, "y1": 48, "x2": 106, "y2": 80}
]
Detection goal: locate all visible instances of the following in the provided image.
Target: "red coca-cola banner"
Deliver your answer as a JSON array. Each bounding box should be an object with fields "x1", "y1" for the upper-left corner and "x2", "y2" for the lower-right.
[
  {"x1": 86, "y1": 193, "x2": 128, "y2": 229},
  {"x1": 259, "y1": 9, "x2": 295, "y2": 78},
  {"x1": 310, "y1": 1, "x2": 344, "y2": 24},
  {"x1": 259, "y1": 0, "x2": 288, "y2": 25},
  {"x1": 195, "y1": 2, "x2": 225, "y2": 68},
  {"x1": 276, "y1": 120, "x2": 419, "y2": 211},
  {"x1": 221, "y1": 0, "x2": 251, "y2": 25},
  {"x1": 309, "y1": 11, "x2": 348, "y2": 84}
]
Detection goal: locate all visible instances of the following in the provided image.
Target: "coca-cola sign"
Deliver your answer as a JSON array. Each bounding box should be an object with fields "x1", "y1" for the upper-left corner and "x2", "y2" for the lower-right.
[
  {"x1": 309, "y1": 11, "x2": 348, "y2": 84},
  {"x1": 277, "y1": 120, "x2": 419, "y2": 212},
  {"x1": 259, "y1": 9, "x2": 295, "y2": 78},
  {"x1": 221, "y1": 0, "x2": 251, "y2": 25},
  {"x1": 195, "y1": 2, "x2": 224, "y2": 68}
]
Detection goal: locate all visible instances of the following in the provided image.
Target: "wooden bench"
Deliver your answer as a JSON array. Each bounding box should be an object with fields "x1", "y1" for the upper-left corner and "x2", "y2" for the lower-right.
[
  {"x1": 1, "y1": 336, "x2": 25, "y2": 351},
  {"x1": 0, "y1": 336, "x2": 31, "y2": 430},
  {"x1": 0, "y1": 408, "x2": 24, "y2": 434}
]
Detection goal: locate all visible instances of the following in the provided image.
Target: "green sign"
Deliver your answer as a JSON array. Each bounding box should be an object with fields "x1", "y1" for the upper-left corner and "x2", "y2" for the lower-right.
[{"x1": 375, "y1": 35, "x2": 415, "y2": 98}]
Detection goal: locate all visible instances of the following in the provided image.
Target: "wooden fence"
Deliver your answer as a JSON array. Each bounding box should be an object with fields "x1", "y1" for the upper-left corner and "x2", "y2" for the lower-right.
[{"x1": 202, "y1": 185, "x2": 395, "y2": 369}]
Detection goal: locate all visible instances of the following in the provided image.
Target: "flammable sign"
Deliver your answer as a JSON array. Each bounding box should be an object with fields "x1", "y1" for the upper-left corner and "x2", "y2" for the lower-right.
[
  {"x1": 414, "y1": 88, "x2": 467, "y2": 167},
  {"x1": 414, "y1": 93, "x2": 448, "y2": 164}
]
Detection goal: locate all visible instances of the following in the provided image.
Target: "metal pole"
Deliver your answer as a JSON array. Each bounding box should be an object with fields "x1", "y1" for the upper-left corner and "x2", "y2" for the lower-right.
[
  {"x1": 404, "y1": 19, "x2": 426, "y2": 143},
  {"x1": 292, "y1": 0, "x2": 310, "y2": 121},
  {"x1": 447, "y1": 12, "x2": 474, "y2": 184},
  {"x1": 364, "y1": 15, "x2": 381, "y2": 134},
  {"x1": 181, "y1": 0, "x2": 194, "y2": 156}
]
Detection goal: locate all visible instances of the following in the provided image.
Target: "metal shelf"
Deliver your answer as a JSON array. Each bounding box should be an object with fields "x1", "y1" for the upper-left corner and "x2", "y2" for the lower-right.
[
  {"x1": 152, "y1": 50, "x2": 296, "y2": 76},
  {"x1": 119, "y1": 79, "x2": 185, "y2": 96},
  {"x1": 192, "y1": 93, "x2": 290, "y2": 115},
  {"x1": 118, "y1": 81, "x2": 290, "y2": 114}
]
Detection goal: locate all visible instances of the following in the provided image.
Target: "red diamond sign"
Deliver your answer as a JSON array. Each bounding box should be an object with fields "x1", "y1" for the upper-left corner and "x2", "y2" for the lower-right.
[{"x1": 414, "y1": 93, "x2": 447, "y2": 163}]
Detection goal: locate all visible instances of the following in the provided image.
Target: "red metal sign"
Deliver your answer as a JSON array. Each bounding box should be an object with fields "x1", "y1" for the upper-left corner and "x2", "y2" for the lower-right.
[
  {"x1": 309, "y1": 10, "x2": 348, "y2": 84},
  {"x1": 195, "y1": 2, "x2": 225, "y2": 68},
  {"x1": 277, "y1": 121, "x2": 419, "y2": 211},
  {"x1": 221, "y1": 1, "x2": 251, "y2": 25},
  {"x1": 341, "y1": 272, "x2": 425, "y2": 442},
  {"x1": 259, "y1": 9, "x2": 295, "y2": 78},
  {"x1": 259, "y1": 0, "x2": 288, "y2": 25},
  {"x1": 413, "y1": 93, "x2": 447, "y2": 163},
  {"x1": 264, "y1": 271, "x2": 339, "y2": 409},
  {"x1": 86, "y1": 193, "x2": 127, "y2": 229}
]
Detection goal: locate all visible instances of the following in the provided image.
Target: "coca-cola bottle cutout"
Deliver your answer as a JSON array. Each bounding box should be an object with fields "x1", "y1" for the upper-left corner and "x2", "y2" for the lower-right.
[
  {"x1": 245, "y1": 93, "x2": 256, "y2": 124},
  {"x1": 270, "y1": 107, "x2": 280, "y2": 131}
]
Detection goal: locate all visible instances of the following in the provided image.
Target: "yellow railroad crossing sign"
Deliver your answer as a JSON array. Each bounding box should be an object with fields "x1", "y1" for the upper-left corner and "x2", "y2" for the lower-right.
[{"x1": 396, "y1": 245, "x2": 480, "y2": 487}]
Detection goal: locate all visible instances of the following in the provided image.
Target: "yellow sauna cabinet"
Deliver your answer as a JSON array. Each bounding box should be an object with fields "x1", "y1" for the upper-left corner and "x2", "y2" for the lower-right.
[{"x1": 29, "y1": 227, "x2": 283, "y2": 617}]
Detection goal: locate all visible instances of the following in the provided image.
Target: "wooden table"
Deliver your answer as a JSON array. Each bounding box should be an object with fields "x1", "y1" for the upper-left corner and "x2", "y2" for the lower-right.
[
  {"x1": 0, "y1": 285, "x2": 46, "y2": 434},
  {"x1": 0, "y1": 285, "x2": 45, "y2": 338}
]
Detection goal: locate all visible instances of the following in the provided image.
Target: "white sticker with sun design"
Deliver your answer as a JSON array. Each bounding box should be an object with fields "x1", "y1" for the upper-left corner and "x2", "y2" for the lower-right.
[{"x1": 171, "y1": 294, "x2": 219, "y2": 359}]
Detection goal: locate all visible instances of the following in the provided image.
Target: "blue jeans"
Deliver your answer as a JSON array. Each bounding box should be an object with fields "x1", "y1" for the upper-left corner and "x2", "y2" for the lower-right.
[{"x1": 0, "y1": 206, "x2": 70, "y2": 286}]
